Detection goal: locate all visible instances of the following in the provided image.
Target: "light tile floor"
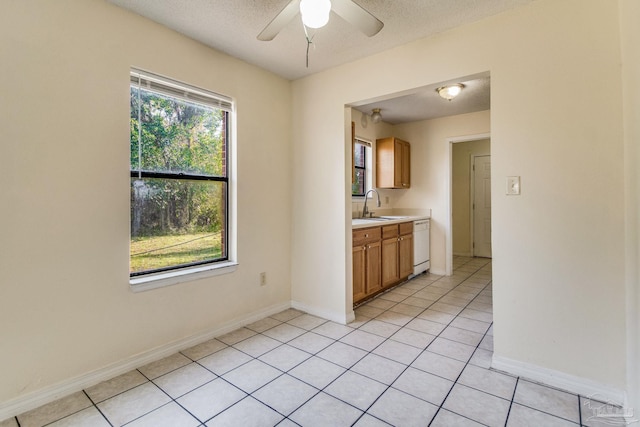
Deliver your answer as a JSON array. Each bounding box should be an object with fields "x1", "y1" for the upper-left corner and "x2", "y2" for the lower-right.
[{"x1": 3, "y1": 257, "x2": 624, "y2": 427}]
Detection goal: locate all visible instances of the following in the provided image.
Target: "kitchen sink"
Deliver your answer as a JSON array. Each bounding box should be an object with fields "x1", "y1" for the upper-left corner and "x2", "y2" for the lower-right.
[{"x1": 357, "y1": 216, "x2": 409, "y2": 221}]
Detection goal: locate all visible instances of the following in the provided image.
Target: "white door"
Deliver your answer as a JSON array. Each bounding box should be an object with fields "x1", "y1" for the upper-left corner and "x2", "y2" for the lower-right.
[{"x1": 473, "y1": 155, "x2": 492, "y2": 258}]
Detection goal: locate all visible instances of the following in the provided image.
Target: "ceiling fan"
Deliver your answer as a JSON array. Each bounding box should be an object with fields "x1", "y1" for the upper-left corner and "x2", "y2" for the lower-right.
[{"x1": 257, "y1": 0, "x2": 384, "y2": 41}]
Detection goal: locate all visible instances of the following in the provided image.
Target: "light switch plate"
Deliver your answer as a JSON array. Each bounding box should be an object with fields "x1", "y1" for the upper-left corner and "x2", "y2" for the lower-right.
[{"x1": 506, "y1": 176, "x2": 521, "y2": 195}]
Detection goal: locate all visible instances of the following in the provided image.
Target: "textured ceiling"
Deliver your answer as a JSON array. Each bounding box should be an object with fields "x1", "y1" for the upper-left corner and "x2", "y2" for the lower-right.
[
  {"x1": 107, "y1": 0, "x2": 534, "y2": 80},
  {"x1": 107, "y1": 0, "x2": 533, "y2": 121},
  {"x1": 353, "y1": 74, "x2": 491, "y2": 125}
]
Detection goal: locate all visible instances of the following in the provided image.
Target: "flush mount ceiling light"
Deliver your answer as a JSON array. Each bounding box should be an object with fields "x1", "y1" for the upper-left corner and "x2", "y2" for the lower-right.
[
  {"x1": 371, "y1": 108, "x2": 382, "y2": 124},
  {"x1": 436, "y1": 84, "x2": 465, "y2": 101},
  {"x1": 300, "y1": 0, "x2": 331, "y2": 28}
]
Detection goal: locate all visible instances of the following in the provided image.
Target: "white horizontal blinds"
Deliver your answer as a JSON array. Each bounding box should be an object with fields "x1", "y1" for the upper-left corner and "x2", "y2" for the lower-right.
[
  {"x1": 130, "y1": 68, "x2": 233, "y2": 112},
  {"x1": 355, "y1": 137, "x2": 372, "y2": 147}
]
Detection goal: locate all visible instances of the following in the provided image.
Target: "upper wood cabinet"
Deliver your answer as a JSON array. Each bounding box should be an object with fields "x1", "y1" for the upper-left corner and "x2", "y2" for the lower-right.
[{"x1": 376, "y1": 137, "x2": 411, "y2": 189}]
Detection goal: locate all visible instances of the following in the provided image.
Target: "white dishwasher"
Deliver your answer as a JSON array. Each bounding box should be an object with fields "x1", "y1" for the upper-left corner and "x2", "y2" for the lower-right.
[{"x1": 413, "y1": 219, "x2": 430, "y2": 276}]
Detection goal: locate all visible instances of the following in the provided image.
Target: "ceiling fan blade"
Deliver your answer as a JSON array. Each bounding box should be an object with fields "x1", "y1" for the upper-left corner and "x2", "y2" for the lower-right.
[
  {"x1": 331, "y1": 0, "x2": 383, "y2": 37},
  {"x1": 257, "y1": 0, "x2": 301, "y2": 41}
]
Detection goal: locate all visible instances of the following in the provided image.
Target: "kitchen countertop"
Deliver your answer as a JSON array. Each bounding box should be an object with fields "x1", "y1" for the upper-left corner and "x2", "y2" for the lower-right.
[{"x1": 352, "y1": 215, "x2": 430, "y2": 229}]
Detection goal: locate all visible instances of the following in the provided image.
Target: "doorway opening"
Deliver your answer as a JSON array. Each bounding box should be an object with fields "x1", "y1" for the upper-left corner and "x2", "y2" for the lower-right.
[{"x1": 447, "y1": 135, "x2": 491, "y2": 275}]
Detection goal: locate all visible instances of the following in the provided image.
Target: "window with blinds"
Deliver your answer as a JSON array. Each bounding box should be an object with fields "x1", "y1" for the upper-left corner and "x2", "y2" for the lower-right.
[
  {"x1": 352, "y1": 138, "x2": 371, "y2": 196},
  {"x1": 129, "y1": 69, "x2": 232, "y2": 277}
]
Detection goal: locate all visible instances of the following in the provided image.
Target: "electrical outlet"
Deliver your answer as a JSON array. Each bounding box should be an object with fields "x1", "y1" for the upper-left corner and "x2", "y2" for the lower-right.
[
  {"x1": 260, "y1": 272, "x2": 267, "y2": 286},
  {"x1": 385, "y1": 196, "x2": 389, "y2": 205}
]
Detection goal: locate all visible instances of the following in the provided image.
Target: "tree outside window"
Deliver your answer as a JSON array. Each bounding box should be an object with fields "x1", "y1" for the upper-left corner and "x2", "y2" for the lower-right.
[
  {"x1": 130, "y1": 72, "x2": 230, "y2": 276},
  {"x1": 353, "y1": 142, "x2": 367, "y2": 196}
]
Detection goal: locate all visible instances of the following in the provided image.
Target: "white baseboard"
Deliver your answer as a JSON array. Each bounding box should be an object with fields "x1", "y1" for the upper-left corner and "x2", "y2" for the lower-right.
[
  {"x1": 453, "y1": 251, "x2": 473, "y2": 257},
  {"x1": 492, "y1": 355, "x2": 627, "y2": 407},
  {"x1": 0, "y1": 301, "x2": 291, "y2": 421},
  {"x1": 291, "y1": 300, "x2": 353, "y2": 325}
]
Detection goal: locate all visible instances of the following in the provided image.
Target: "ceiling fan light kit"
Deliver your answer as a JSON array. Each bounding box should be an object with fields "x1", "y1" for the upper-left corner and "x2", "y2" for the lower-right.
[
  {"x1": 258, "y1": 0, "x2": 384, "y2": 41},
  {"x1": 436, "y1": 84, "x2": 465, "y2": 101},
  {"x1": 371, "y1": 108, "x2": 382, "y2": 123},
  {"x1": 300, "y1": 0, "x2": 331, "y2": 29}
]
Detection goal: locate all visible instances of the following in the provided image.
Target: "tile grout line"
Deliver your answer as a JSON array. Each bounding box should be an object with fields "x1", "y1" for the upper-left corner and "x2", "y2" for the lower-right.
[
  {"x1": 283, "y1": 257, "x2": 493, "y2": 426},
  {"x1": 52, "y1": 258, "x2": 492, "y2": 427},
  {"x1": 503, "y1": 377, "x2": 520, "y2": 427},
  {"x1": 129, "y1": 368, "x2": 205, "y2": 426},
  {"x1": 168, "y1": 310, "x2": 348, "y2": 424},
  {"x1": 189, "y1": 311, "x2": 333, "y2": 424},
  {"x1": 37, "y1": 390, "x2": 114, "y2": 427},
  {"x1": 578, "y1": 395, "x2": 583, "y2": 426},
  {"x1": 81, "y1": 390, "x2": 114, "y2": 427},
  {"x1": 347, "y1": 258, "x2": 493, "y2": 425},
  {"x1": 363, "y1": 258, "x2": 493, "y2": 425},
  {"x1": 426, "y1": 282, "x2": 495, "y2": 425}
]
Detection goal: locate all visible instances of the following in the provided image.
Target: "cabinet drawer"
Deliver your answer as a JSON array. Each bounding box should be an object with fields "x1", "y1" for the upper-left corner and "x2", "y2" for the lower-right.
[
  {"x1": 399, "y1": 221, "x2": 413, "y2": 235},
  {"x1": 382, "y1": 224, "x2": 399, "y2": 239},
  {"x1": 353, "y1": 227, "x2": 381, "y2": 245}
]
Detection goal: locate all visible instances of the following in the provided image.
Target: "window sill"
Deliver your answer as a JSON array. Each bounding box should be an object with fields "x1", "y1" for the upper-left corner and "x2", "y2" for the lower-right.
[{"x1": 130, "y1": 261, "x2": 238, "y2": 292}]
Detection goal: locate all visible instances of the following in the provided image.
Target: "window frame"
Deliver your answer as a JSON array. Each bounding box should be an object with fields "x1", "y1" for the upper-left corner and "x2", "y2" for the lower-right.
[
  {"x1": 352, "y1": 138, "x2": 372, "y2": 197},
  {"x1": 129, "y1": 69, "x2": 236, "y2": 288},
  {"x1": 353, "y1": 141, "x2": 367, "y2": 197}
]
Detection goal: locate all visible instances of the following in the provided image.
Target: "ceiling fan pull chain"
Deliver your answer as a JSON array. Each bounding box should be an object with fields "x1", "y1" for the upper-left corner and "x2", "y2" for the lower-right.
[{"x1": 303, "y1": 23, "x2": 315, "y2": 68}]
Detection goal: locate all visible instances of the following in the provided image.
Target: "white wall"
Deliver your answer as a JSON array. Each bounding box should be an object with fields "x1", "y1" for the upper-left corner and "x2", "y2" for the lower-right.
[
  {"x1": 0, "y1": 0, "x2": 292, "y2": 410},
  {"x1": 291, "y1": 0, "x2": 627, "y2": 398}
]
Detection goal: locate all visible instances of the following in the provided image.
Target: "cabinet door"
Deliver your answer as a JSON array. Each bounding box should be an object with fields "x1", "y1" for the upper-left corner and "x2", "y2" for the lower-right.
[
  {"x1": 401, "y1": 141, "x2": 411, "y2": 188},
  {"x1": 393, "y1": 139, "x2": 403, "y2": 188},
  {"x1": 376, "y1": 137, "x2": 394, "y2": 188},
  {"x1": 353, "y1": 244, "x2": 367, "y2": 303},
  {"x1": 366, "y1": 240, "x2": 382, "y2": 294},
  {"x1": 381, "y1": 237, "x2": 399, "y2": 287},
  {"x1": 399, "y1": 233, "x2": 414, "y2": 278}
]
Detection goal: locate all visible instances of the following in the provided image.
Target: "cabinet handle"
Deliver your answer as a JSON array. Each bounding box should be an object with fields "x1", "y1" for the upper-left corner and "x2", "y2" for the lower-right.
[{"x1": 364, "y1": 233, "x2": 369, "y2": 238}]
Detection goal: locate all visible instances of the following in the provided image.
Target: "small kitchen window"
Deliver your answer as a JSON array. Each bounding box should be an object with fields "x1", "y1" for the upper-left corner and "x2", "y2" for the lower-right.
[{"x1": 352, "y1": 138, "x2": 372, "y2": 196}]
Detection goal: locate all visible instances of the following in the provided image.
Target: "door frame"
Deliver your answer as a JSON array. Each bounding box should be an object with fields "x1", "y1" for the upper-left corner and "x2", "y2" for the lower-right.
[
  {"x1": 445, "y1": 133, "x2": 491, "y2": 276},
  {"x1": 471, "y1": 154, "x2": 491, "y2": 258}
]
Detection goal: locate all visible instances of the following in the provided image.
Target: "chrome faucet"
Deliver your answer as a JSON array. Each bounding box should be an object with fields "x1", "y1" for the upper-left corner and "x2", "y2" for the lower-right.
[{"x1": 362, "y1": 189, "x2": 381, "y2": 218}]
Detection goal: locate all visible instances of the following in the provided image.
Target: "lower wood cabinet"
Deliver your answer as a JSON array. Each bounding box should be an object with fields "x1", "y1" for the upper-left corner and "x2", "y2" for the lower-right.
[
  {"x1": 381, "y1": 237, "x2": 399, "y2": 287},
  {"x1": 353, "y1": 227, "x2": 382, "y2": 303},
  {"x1": 399, "y1": 222, "x2": 414, "y2": 278},
  {"x1": 353, "y1": 221, "x2": 414, "y2": 305}
]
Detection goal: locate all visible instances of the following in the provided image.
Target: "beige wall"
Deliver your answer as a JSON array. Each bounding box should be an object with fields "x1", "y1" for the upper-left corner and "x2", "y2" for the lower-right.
[
  {"x1": 1, "y1": 0, "x2": 637, "y2": 415},
  {"x1": 0, "y1": 0, "x2": 292, "y2": 408},
  {"x1": 452, "y1": 139, "x2": 491, "y2": 256},
  {"x1": 349, "y1": 109, "x2": 397, "y2": 217},
  {"x1": 394, "y1": 111, "x2": 491, "y2": 274},
  {"x1": 620, "y1": 0, "x2": 640, "y2": 413},
  {"x1": 291, "y1": 0, "x2": 627, "y2": 396}
]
